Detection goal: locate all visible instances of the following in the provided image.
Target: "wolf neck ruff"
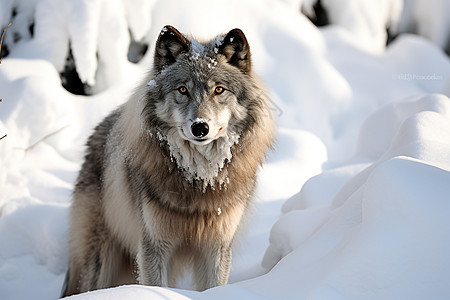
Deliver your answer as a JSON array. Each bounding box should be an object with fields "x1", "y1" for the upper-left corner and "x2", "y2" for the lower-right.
[{"x1": 151, "y1": 125, "x2": 240, "y2": 191}]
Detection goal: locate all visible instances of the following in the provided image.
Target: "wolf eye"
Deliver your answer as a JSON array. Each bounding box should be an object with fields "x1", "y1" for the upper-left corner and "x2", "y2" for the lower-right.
[
  {"x1": 178, "y1": 86, "x2": 188, "y2": 95},
  {"x1": 214, "y1": 86, "x2": 225, "y2": 95}
]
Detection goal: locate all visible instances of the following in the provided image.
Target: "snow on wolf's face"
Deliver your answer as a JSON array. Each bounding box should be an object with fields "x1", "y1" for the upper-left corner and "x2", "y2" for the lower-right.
[
  {"x1": 154, "y1": 62, "x2": 247, "y2": 146},
  {"x1": 147, "y1": 26, "x2": 252, "y2": 146}
]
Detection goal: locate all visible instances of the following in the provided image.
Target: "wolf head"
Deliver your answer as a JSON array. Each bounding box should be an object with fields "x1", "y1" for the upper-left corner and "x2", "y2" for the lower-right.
[
  {"x1": 147, "y1": 25, "x2": 253, "y2": 146},
  {"x1": 140, "y1": 25, "x2": 272, "y2": 188}
]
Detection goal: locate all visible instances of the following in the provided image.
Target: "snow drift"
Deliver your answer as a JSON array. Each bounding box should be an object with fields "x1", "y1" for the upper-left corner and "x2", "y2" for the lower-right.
[
  {"x1": 0, "y1": 0, "x2": 449, "y2": 299},
  {"x1": 262, "y1": 94, "x2": 450, "y2": 299}
]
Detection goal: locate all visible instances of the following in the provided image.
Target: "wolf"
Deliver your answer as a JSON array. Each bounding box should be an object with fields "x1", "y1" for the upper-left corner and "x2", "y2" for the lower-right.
[{"x1": 62, "y1": 25, "x2": 275, "y2": 296}]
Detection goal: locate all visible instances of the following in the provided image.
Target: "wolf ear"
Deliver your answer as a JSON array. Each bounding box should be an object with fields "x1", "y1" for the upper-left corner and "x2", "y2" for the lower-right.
[
  {"x1": 154, "y1": 25, "x2": 189, "y2": 72},
  {"x1": 219, "y1": 29, "x2": 251, "y2": 74}
]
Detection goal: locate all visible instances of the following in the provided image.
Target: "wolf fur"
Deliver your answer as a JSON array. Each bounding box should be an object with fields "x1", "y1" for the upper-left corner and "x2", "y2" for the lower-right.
[{"x1": 62, "y1": 25, "x2": 275, "y2": 296}]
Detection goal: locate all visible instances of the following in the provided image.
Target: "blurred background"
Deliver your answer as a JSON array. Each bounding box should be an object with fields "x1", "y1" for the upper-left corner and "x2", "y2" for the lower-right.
[{"x1": 1, "y1": 0, "x2": 448, "y2": 96}]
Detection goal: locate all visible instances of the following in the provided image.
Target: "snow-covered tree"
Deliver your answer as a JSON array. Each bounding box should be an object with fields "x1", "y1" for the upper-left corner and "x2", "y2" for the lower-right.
[{"x1": 0, "y1": 0, "x2": 155, "y2": 94}]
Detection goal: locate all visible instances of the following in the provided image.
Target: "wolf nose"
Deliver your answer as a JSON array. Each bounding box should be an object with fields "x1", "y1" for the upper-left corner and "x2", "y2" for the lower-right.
[{"x1": 191, "y1": 121, "x2": 209, "y2": 138}]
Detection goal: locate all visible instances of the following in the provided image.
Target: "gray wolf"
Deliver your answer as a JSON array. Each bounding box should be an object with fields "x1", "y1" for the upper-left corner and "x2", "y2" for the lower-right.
[{"x1": 62, "y1": 25, "x2": 275, "y2": 296}]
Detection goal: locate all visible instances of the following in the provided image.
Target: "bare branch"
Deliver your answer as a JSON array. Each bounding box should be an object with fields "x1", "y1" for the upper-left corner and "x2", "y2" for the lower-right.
[
  {"x1": 0, "y1": 24, "x2": 11, "y2": 136},
  {"x1": 14, "y1": 125, "x2": 71, "y2": 153},
  {"x1": 0, "y1": 23, "x2": 12, "y2": 64}
]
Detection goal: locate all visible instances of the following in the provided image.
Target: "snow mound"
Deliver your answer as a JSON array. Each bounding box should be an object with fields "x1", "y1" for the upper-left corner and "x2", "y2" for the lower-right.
[{"x1": 262, "y1": 94, "x2": 450, "y2": 299}]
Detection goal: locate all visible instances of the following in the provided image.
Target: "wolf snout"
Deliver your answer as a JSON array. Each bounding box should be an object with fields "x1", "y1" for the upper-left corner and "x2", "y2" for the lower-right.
[{"x1": 191, "y1": 121, "x2": 209, "y2": 138}]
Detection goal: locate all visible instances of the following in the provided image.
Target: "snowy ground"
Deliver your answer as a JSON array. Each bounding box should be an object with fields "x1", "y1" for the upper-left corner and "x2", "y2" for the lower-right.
[{"x1": 0, "y1": 0, "x2": 449, "y2": 299}]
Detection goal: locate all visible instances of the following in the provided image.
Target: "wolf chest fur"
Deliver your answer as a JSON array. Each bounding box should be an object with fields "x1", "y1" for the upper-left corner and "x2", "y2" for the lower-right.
[{"x1": 62, "y1": 25, "x2": 275, "y2": 296}]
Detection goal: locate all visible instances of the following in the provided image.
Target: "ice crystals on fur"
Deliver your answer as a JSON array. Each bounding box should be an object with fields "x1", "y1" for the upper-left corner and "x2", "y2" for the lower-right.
[
  {"x1": 160, "y1": 26, "x2": 168, "y2": 35},
  {"x1": 147, "y1": 79, "x2": 156, "y2": 87},
  {"x1": 213, "y1": 36, "x2": 224, "y2": 54},
  {"x1": 153, "y1": 126, "x2": 240, "y2": 192},
  {"x1": 189, "y1": 40, "x2": 219, "y2": 69},
  {"x1": 191, "y1": 40, "x2": 206, "y2": 56}
]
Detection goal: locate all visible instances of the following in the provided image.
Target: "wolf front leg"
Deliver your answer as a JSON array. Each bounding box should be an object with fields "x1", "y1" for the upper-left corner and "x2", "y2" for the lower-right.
[
  {"x1": 137, "y1": 233, "x2": 174, "y2": 287},
  {"x1": 194, "y1": 243, "x2": 232, "y2": 290}
]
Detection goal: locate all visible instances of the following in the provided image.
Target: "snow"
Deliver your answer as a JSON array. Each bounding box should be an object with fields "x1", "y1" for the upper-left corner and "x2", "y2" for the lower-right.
[
  {"x1": 304, "y1": 0, "x2": 404, "y2": 53},
  {"x1": 0, "y1": 0, "x2": 449, "y2": 299},
  {"x1": 262, "y1": 94, "x2": 450, "y2": 299},
  {"x1": 397, "y1": 0, "x2": 450, "y2": 52},
  {"x1": 155, "y1": 123, "x2": 240, "y2": 191},
  {"x1": 1, "y1": 0, "x2": 138, "y2": 92}
]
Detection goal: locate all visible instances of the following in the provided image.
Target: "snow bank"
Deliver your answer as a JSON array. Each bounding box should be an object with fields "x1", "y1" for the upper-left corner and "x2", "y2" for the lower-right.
[
  {"x1": 0, "y1": 0, "x2": 449, "y2": 299},
  {"x1": 262, "y1": 94, "x2": 450, "y2": 299}
]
